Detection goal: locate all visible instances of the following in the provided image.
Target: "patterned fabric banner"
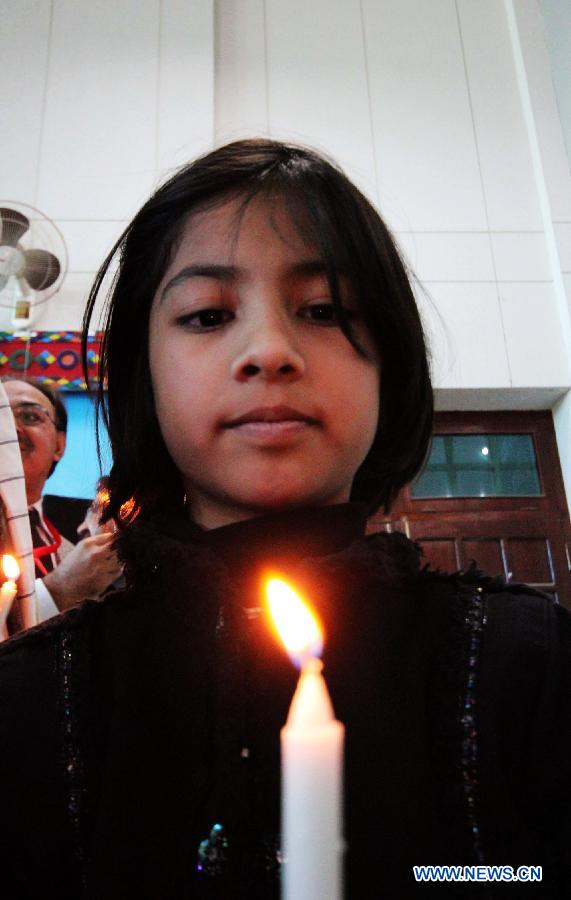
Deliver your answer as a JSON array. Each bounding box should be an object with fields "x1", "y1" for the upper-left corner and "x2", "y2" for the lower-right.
[{"x1": 0, "y1": 331, "x2": 103, "y2": 390}]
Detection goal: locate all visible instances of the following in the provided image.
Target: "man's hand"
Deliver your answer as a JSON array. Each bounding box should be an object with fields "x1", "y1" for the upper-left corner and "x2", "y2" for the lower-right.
[{"x1": 43, "y1": 532, "x2": 123, "y2": 611}]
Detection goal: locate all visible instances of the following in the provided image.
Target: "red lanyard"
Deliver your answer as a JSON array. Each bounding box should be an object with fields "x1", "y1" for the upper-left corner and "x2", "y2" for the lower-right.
[{"x1": 33, "y1": 515, "x2": 62, "y2": 577}]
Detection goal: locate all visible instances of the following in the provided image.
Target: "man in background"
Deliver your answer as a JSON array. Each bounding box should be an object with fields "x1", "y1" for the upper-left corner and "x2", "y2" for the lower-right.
[{"x1": 3, "y1": 377, "x2": 122, "y2": 622}]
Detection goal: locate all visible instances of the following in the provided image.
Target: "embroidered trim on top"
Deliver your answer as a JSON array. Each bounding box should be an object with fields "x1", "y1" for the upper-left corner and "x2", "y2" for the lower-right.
[
  {"x1": 57, "y1": 629, "x2": 87, "y2": 881},
  {"x1": 460, "y1": 586, "x2": 488, "y2": 863}
]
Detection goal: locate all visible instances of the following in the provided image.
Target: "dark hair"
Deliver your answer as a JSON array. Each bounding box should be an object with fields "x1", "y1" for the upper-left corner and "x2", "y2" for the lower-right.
[
  {"x1": 82, "y1": 138, "x2": 433, "y2": 521},
  {"x1": 1, "y1": 376, "x2": 68, "y2": 477}
]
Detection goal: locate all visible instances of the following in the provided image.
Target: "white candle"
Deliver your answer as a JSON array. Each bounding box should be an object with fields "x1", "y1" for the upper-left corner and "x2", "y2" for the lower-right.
[
  {"x1": 0, "y1": 555, "x2": 20, "y2": 641},
  {"x1": 266, "y1": 576, "x2": 345, "y2": 900},
  {"x1": 282, "y1": 658, "x2": 344, "y2": 900}
]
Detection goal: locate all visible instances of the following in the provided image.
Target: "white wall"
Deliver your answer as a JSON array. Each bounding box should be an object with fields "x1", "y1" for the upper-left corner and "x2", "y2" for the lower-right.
[
  {"x1": 1, "y1": 0, "x2": 570, "y2": 506},
  {"x1": 510, "y1": 0, "x2": 571, "y2": 512},
  {"x1": 541, "y1": 0, "x2": 571, "y2": 169},
  {"x1": 0, "y1": 0, "x2": 214, "y2": 331}
]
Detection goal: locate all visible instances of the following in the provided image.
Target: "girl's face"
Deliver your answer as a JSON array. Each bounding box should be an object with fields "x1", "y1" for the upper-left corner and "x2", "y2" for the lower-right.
[{"x1": 149, "y1": 196, "x2": 380, "y2": 529}]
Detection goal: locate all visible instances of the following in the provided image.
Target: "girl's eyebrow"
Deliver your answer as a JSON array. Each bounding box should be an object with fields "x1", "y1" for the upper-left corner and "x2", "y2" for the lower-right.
[
  {"x1": 285, "y1": 260, "x2": 351, "y2": 281},
  {"x1": 160, "y1": 264, "x2": 238, "y2": 301},
  {"x1": 160, "y1": 260, "x2": 345, "y2": 303}
]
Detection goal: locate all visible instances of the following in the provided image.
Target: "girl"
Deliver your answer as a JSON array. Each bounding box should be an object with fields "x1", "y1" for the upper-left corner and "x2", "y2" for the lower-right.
[{"x1": 0, "y1": 140, "x2": 569, "y2": 899}]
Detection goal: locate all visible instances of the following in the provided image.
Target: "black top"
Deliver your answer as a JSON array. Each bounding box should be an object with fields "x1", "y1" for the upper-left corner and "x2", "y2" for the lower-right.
[{"x1": 0, "y1": 504, "x2": 569, "y2": 899}]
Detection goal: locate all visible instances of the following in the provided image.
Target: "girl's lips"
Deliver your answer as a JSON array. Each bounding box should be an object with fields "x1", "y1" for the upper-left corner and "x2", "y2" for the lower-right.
[
  {"x1": 229, "y1": 419, "x2": 314, "y2": 441},
  {"x1": 223, "y1": 407, "x2": 319, "y2": 443},
  {"x1": 224, "y1": 406, "x2": 318, "y2": 427}
]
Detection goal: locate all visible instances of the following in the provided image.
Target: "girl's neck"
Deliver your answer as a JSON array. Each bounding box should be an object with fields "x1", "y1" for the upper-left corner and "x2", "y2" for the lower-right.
[{"x1": 186, "y1": 492, "x2": 354, "y2": 532}]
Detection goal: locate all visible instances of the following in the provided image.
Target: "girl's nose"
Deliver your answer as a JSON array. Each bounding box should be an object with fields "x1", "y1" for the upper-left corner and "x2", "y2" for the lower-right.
[{"x1": 231, "y1": 322, "x2": 305, "y2": 383}]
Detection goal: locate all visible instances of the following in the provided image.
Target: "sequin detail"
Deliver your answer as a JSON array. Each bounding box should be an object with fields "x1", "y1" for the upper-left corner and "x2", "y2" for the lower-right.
[
  {"x1": 460, "y1": 587, "x2": 487, "y2": 863},
  {"x1": 196, "y1": 824, "x2": 282, "y2": 881},
  {"x1": 58, "y1": 630, "x2": 87, "y2": 877},
  {"x1": 197, "y1": 823, "x2": 229, "y2": 877},
  {"x1": 260, "y1": 834, "x2": 282, "y2": 880}
]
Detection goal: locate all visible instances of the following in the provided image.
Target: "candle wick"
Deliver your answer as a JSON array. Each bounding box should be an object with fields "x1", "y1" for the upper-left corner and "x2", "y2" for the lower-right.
[{"x1": 301, "y1": 656, "x2": 323, "y2": 676}]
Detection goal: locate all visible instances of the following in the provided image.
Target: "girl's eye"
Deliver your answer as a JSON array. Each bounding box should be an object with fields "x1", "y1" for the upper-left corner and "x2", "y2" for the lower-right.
[
  {"x1": 176, "y1": 308, "x2": 234, "y2": 331},
  {"x1": 299, "y1": 303, "x2": 352, "y2": 325}
]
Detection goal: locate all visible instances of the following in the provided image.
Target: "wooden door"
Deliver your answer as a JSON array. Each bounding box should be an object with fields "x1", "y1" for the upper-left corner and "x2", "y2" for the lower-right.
[{"x1": 369, "y1": 412, "x2": 571, "y2": 609}]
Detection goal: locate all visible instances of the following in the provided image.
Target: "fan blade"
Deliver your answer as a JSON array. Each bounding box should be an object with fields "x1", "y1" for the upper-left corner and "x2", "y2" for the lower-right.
[
  {"x1": 0, "y1": 208, "x2": 30, "y2": 247},
  {"x1": 22, "y1": 249, "x2": 61, "y2": 291}
]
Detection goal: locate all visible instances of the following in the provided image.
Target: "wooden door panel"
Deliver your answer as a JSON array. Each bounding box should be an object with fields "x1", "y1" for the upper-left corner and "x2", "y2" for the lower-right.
[
  {"x1": 506, "y1": 538, "x2": 554, "y2": 584},
  {"x1": 418, "y1": 539, "x2": 459, "y2": 574},
  {"x1": 371, "y1": 412, "x2": 571, "y2": 609},
  {"x1": 397, "y1": 514, "x2": 570, "y2": 608},
  {"x1": 461, "y1": 539, "x2": 505, "y2": 579}
]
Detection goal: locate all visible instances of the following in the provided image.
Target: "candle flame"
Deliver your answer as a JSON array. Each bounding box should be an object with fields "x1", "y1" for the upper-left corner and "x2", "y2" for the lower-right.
[
  {"x1": 265, "y1": 576, "x2": 323, "y2": 667},
  {"x1": 2, "y1": 554, "x2": 20, "y2": 581}
]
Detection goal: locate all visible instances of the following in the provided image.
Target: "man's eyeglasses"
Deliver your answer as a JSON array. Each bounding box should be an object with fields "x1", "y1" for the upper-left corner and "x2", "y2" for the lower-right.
[{"x1": 11, "y1": 403, "x2": 56, "y2": 428}]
